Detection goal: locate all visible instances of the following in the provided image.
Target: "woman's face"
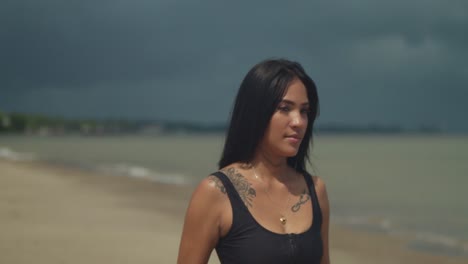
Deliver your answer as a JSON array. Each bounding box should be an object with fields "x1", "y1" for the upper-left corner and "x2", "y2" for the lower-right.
[{"x1": 259, "y1": 78, "x2": 310, "y2": 159}]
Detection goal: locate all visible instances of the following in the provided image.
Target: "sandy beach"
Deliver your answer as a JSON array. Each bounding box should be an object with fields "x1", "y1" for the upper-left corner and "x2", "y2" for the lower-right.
[{"x1": 1, "y1": 159, "x2": 466, "y2": 264}]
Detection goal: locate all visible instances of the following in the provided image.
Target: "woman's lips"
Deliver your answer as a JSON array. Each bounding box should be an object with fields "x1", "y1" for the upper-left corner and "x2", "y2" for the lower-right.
[{"x1": 285, "y1": 135, "x2": 301, "y2": 143}]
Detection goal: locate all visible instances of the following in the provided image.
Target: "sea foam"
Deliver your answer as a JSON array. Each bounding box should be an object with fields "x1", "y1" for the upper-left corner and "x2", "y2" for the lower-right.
[
  {"x1": 408, "y1": 231, "x2": 468, "y2": 257},
  {"x1": 0, "y1": 147, "x2": 36, "y2": 161},
  {"x1": 97, "y1": 163, "x2": 189, "y2": 185}
]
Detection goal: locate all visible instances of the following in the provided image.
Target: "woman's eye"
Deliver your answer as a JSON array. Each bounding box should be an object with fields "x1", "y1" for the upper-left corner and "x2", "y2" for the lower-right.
[
  {"x1": 301, "y1": 109, "x2": 311, "y2": 115},
  {"x1": 278, "y1": 106, "x2": 290, "y2": 112}
]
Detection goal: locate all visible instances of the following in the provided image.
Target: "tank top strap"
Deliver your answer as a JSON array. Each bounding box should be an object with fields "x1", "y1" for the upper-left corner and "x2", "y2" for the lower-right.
[
  {"x1": 302, "y1": 172, "x2": 323, "y2": 233},
  {"x1": 210, "y1": 171, "x2": 248, "y2": 212}
]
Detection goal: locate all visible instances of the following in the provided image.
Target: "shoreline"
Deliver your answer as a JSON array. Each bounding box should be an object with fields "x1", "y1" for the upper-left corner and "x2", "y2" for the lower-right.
[{"x1": 1, "y1": 159, "x2": 466, "y2": 263}]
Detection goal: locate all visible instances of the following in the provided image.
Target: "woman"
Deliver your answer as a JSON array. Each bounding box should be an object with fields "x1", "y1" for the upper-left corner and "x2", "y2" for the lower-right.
[{"x1": 178, "y1": 59, "x2": 330, "y2": 264}]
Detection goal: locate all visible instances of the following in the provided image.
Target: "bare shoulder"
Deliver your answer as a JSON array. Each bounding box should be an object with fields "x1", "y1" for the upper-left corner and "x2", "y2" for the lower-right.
[
  {"x1": 206, "y1": 174, "x2": 228, "y2": 195},
  {"x1": 178, "y1": 173, "x2": 230, "y2": 263},
  {"x1": 182, "y1": 173, "x2": 231, "y2": 232},
  {"x1": 310, "y1": 175, "x2": 331, "y2": 264},
  {"x1": 192, "y1": 173, "x2": 229, "y2": 201},
  {"x1": 310, "y1": 175, "x2": 330, "y2": 210},
  {"x1": 192, "y1": 164, "x2": 246, "y2": 199},
  {"x1": 311, "y1": 175, "x2": 327, "y2": 195}
]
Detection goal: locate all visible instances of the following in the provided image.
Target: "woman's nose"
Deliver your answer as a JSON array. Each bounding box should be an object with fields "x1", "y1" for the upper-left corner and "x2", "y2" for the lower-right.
[{"x1": 291, "y1": 111, "x2": 306, "y2": 127}]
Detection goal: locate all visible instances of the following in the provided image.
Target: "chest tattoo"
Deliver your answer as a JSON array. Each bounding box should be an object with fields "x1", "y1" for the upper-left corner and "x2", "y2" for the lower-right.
[{"x1": 291, "y1": 189, "x2": 310, "y2": 213}]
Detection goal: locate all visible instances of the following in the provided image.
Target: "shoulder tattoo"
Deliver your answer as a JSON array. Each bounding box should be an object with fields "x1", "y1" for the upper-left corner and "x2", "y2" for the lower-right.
[
  {"x1": 291, "y1": 189, "x2": 310, "y2": 213},
  {"x1": 207, "y1": 175, "x2": 226, "y2": 194},
  {"x1": 221, "y1": 167, "x2": 257, "y2": 208}
]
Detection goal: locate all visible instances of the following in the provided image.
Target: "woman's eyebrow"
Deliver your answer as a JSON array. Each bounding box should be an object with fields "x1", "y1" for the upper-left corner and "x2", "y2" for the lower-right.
[{"x1": 281, "y1": 99, "x2": 309, "y2": 106}]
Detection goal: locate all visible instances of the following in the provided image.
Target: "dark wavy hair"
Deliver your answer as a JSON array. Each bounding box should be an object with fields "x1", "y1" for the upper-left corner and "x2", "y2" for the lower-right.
[{"x1": 218, "y1": 58, "x2": 319, "y2": 172}]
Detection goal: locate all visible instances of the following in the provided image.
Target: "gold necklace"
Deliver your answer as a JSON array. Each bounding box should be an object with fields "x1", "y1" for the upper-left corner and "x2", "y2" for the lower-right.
[{"x1": 252, "y1": 166, "x2": 291, "y2": 225}]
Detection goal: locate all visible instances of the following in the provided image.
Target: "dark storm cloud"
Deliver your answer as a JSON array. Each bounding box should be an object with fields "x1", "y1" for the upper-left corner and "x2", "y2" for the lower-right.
[
  {"x1": 0, "y1": 0, "x2": 467, "y2": 130},
  {"x1": 1, "y1": 0, "x2": 209, "y2": 89}
]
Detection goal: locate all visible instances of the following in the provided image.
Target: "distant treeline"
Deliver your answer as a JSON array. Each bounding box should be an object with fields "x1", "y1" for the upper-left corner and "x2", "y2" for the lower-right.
[
  {"x1": 0, "y1": 111, "x2": 441, "y2": 135},
  {"x1": 0, "y1": 111, "x2": 142, "y2": 135}
]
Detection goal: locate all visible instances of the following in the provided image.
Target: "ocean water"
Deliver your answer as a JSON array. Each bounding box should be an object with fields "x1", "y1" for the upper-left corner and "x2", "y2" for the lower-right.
[{"x1": 1, "y1": 134, "x2": 467, "y2": 257}]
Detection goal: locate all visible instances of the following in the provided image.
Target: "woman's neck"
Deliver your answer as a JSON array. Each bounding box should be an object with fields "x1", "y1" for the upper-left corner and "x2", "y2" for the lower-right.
[{"x1": 251, "y1": 151, "x2": 292, "y2": 183}]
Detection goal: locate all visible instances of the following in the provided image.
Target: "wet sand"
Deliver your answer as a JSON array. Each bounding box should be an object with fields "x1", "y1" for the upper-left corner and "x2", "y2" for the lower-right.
[{"x1": 0, "y1": 159, "x2": 465, "y2": 263}]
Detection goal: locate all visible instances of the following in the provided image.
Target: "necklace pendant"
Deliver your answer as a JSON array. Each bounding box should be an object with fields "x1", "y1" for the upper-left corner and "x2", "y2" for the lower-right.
[{"x1": 280, "y1": 217, "x2": 287, "y2": 225}]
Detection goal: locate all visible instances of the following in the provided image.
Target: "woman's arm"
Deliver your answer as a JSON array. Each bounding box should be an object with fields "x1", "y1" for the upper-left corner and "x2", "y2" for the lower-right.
[
  {"x1": 314, "y1": 176, "x2": 330, "y2": 264},
  {"x1": 177, "y1": 177, "x2": 226, "y2": 264}
]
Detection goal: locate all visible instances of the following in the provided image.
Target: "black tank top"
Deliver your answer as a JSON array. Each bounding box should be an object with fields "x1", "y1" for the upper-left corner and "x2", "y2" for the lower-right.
[{"x1": 212, "y1": 171, "x2": 323, "y2": 264}]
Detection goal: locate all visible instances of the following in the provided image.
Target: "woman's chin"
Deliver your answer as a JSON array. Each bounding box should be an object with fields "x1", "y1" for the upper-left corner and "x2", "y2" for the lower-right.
[{"x1": 279, "y1": 147, "x2": 300, "y2": 157}]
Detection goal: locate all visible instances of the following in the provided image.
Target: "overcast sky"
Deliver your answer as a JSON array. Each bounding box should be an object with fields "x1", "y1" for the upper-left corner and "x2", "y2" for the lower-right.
[{"x1": 1, "y1": 0, "x2": 467, "y2": 131}]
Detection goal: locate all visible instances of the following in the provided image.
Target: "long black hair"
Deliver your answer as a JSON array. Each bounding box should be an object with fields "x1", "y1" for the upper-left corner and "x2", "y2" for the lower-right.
[{"x1": 218, "y1": 58, "x2": 320, "y2": 173}]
